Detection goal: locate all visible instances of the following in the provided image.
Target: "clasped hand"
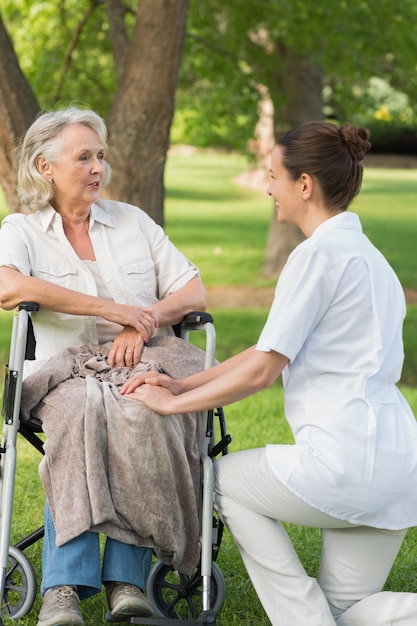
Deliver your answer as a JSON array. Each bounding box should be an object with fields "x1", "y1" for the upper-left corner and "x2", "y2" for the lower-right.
[
  {"x1": 107, "y1": 305, "x2": 159, "y2": 367},
  {"x1": 115, "y1": 304, "x2": 159, "y2": 339}
]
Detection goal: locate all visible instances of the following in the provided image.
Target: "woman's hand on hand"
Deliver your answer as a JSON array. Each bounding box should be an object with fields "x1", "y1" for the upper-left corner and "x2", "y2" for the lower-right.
[
  {"x1": 108, "y1": 327, "x2": 145, "y2": 367},
  {"x1": 120, "y1": 372, "x2": 180, "y2": 396},
  {"x1": 120, "y1": 379, "x2": 176, "y2": 416},
  {"x1": 120, "y1": 372, "x2": 179, "y2": 416}
]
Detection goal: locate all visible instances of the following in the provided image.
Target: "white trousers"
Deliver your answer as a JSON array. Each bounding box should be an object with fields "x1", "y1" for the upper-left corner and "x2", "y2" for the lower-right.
[{"x1": 213, "y1": 448, "x2": 417, "y2": 626}]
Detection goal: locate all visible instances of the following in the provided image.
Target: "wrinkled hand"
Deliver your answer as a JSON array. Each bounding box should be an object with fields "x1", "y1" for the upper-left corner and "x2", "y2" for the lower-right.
[
  {"x1": 108, "y1": 327, "x2": 146, "y2": 368},
  {"x1": 109, "y1": 305, "x2": 159, "y2": 340}
]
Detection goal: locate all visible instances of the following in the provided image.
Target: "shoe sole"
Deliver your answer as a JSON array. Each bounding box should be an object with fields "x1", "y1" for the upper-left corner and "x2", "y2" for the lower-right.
[
  {"x1": 37, "y1": 618, "x2": 85, "y2": 626},
  {"x1": 105, "y1": 609, "x2": 153, "y2": 623}
]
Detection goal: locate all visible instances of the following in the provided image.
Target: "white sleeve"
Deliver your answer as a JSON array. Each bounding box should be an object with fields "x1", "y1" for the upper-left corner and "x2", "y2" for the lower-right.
[
  {"x1": 0, "y1": 215, "x2": 32, "y2": 275},
  {"x1": 256, "y1": 242, "x2": 336, "y2": 361}
]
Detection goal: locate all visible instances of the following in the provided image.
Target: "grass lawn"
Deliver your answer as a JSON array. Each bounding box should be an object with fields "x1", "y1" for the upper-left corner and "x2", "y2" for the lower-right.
[
  {"x1": 1, "y1": 153, "x2": 417, "y2": 624},
  {"x1": 164, "y1": 150, "x2": 274, "y2": 288},
  {"x1": 163, "y1": 152, "x2": 417, "y2": 291}
]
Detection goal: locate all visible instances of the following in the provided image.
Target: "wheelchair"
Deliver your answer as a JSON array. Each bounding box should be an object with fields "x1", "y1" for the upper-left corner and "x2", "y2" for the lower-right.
[{"x1": 0, "y1": 302, "x2": 231, "y2": 625}]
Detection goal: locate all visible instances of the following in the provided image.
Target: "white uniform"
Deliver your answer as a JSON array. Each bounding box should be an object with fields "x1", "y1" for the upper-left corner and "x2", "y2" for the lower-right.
[
  {"x1": 256, "y1": 211, "x2": 417, "y2": 529},
  {"x1": 214, "y1": 211, "x2": 417, "y2": 625}
]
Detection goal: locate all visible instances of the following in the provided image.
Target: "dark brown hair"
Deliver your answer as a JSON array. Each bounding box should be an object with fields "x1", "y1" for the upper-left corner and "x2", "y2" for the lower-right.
[{"x1": 277, "y1": 121, "x2": 371, "y2": 211}]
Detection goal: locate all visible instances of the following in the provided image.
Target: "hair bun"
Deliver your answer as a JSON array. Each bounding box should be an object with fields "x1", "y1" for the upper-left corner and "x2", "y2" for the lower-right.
[{"x1": 339, "y1": 125, "x2": 371, "y2": 162}]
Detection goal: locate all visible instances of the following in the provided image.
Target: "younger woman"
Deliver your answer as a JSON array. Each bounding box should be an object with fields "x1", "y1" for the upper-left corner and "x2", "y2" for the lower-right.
[{"x1": 121, "y1": 121, "x2": 417, "y2": 625}]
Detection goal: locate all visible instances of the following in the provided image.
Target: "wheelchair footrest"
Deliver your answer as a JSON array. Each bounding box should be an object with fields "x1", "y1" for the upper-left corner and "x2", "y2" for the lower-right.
[{"x1": 129, "y1": 610, "x2": 217, "y2": 625}]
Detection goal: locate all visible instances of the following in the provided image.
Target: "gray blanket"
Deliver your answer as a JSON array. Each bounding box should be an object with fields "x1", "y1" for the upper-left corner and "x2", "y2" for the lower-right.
[{"x1": 21, "y1": 336, "x2": 207, "y2": 574}]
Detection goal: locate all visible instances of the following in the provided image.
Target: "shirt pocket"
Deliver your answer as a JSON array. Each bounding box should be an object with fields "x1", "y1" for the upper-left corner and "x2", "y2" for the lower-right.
[
  {"x1": 120, "y1": 258, "x2": 157, "y2": 299},
  {"x1": 37, "y1": 264, "x2": 78, "y2": 290}
]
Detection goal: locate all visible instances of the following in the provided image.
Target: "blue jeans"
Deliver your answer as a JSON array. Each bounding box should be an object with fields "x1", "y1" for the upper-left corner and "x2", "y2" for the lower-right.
[{"x1": 41, "y1": 501, "x2": 153, "y2": 600}]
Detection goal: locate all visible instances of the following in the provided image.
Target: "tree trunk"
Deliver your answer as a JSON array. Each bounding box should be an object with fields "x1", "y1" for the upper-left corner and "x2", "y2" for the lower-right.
[
  {"x1": 263, "y1": 46, "x2": 323, "y2": 278},
  {"x1": 105, "y1": 0, "x2": 189, "y2": 226},
  {"x1": 106, "y1": 0, "x2": 130, "y2": 84},
  {"x1": 0, "y1": 15, "x2": 39, "y2": 213}
]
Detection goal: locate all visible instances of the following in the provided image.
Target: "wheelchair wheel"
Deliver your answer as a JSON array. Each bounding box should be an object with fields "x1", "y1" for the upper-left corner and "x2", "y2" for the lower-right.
[
  {"x1": 147, "y1": 561, "x2": 225, "y2": 620},
  {"x1": 1, "y1": 546, "x2": 37, "y2": 619}
]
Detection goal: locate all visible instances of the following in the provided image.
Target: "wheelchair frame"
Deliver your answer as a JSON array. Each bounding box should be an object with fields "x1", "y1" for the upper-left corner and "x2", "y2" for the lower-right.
[{"x1": 0, "y1": 303, "x2": 231, "y2": 625}]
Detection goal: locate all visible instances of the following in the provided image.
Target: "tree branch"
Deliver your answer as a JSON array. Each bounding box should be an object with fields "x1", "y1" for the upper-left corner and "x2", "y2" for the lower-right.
[{"x1": 53, "y1": 0, "x2": 103, "y2": 101}]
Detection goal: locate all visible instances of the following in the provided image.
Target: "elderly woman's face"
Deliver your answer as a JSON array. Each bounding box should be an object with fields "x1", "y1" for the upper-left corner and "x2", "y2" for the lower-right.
[{"x1": 49, "y1": 124, "x2": 106, "y2": 211}]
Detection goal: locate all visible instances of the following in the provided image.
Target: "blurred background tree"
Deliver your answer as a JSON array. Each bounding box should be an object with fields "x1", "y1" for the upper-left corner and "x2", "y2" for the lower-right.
[
  {"x1": 1, "y1": 0, "x2": 416, "y2": 273},
  {"x1": 177, "y1": 0, "x2": 417, "y2": 274},
  {"x1": 0, "y1": 0, "x2": 189, "y2": 226}
]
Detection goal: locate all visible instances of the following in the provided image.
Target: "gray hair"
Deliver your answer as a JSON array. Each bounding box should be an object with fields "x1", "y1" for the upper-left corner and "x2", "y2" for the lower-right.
[{"x1": 15, "y1": 106, "x2": 112, "y2": 211}]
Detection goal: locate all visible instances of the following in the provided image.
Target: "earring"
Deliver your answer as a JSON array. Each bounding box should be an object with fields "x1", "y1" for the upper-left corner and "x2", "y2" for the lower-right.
[{"x1": 48, "y1": 178, "x2": 54, "y2": 185}]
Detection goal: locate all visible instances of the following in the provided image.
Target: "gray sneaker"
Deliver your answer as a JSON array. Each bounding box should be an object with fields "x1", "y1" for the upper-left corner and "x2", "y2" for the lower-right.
[
  {"x1": 105, "y1": 582, "x2": 153, "y2": 622},
  {"x1": 37, "y1": 586, "x2": 84, "y2": 626}
]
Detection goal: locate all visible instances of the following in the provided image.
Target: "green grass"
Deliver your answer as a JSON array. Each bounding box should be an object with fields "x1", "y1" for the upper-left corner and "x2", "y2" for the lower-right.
[
  {"x1": 354, "y1": 168, "x2": 417, "y2": 288},
  {"x1": 164, "y1": 151, "x2": 274, "y2": 288},
  {"x1": 0, "y1": 310, "x2": 13, "y2": 370},
  {"x1": 4, "y1": 374, "x2": 417, "y2": 625},
  {"x1": 1, "y1": 155, "x2": 417, "y2": 624},
  {"x1": 163, "y1": 155, "x2": 417, "y2": 292}
]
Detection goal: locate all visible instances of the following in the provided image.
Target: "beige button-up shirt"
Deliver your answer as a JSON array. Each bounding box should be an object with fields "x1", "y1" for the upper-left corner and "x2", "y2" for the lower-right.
[{"x1": 0, "y1": 200, "x2": 200, "y2": 375}]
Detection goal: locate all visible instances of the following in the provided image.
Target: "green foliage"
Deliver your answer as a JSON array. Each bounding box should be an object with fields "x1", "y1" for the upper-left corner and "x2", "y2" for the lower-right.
[
  {"x1": 1, "y1": 0, "x2": 117, "y2": 116},
  {"x1": 349, "y1": 77, "x2": 413, "y2": 124},
  {"x1": 327, "y1": 77, "x2": 417, "y2": 151},
  {"x1": 180, "y1": 0, "x2": 417, "y2": 146},
  {"x1": 175, "y1": 1, "x2": 262, "y2": 150},
  {"x1": 3, "y1": 0, "x2": 417, "y2": 151}
]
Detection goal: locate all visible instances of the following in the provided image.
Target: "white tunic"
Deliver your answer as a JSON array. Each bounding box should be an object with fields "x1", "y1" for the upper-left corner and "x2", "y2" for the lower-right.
[
  {"x1": 257, "y1": 211, "x2": 417, "y2": 529},
  {"x1": 0, "y1": 200, "x2": 200, "y2": 375}
]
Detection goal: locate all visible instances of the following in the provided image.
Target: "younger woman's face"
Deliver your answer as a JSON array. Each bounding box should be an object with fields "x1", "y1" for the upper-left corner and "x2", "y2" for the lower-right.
[{"x1": 266, "y1": 145, "x2": 304, "y2": 227}]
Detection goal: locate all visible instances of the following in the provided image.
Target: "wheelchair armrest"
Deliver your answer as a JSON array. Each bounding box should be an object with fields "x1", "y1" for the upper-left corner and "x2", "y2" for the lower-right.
[
  {"x1": 17, "y1": 302, "x2": 40, "y2": 313},
  {"x1": 181, "y1": 311, "x2": 214, "y2": 326},
  {"x1": 173, "y1": 311, "x2": 214, "y2": 337},
  {"x1": 16, "y1": 302, "x2": 39, "y2": 360}
]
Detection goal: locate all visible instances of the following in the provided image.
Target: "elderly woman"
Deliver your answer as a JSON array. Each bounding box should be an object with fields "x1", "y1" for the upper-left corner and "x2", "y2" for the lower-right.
[
  {"x1": 122, "y1": 121, "x2": 417, "y2": 626},
  {"x1": 0, "y1": 106, "x2": 206, "y2": 626}
]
